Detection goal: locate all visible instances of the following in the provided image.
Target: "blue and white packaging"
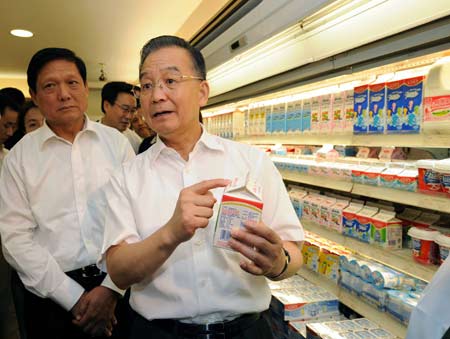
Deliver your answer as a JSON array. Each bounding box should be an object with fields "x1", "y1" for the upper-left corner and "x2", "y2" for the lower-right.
[
  {"x1": 353, "y1": 85, "x2": 370, "y2": 134},
  {"x1": 386, "y1": 80, "x2": 404, "y2": 133},
  {"x1": 401, "y1": 76, "x2": 424, "y2": 133},
  {"x1": 368, "y1": 83, "x2": 386, "y2": 134}
]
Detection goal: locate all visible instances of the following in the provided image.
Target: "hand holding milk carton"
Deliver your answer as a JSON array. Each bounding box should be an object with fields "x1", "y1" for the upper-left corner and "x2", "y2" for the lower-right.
[{"x1": 214, "y1": 175, "x2": 263, "y2": 250}]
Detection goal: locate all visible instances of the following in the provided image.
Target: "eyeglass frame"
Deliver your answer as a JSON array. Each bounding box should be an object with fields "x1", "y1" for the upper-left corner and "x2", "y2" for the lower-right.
[
  {"x1": 113, "y1": 102, "x2": 137, "y2": 115},
  {"x1": 135, "y1": 72, "x2": 204, "y2": 99}
]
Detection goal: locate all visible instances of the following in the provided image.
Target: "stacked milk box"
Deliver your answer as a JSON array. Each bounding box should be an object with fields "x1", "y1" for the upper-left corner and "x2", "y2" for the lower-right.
[
  {"x1": 268, "y1": 275, "x2": 341, "y2": 339},
  {"x1": 339, "y1": 254, "x2": 425, "y2": 325}
]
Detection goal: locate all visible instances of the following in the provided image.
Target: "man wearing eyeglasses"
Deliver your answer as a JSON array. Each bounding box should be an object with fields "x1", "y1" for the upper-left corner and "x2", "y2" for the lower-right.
[
  {"x1": 100, "y1": 35, "x2": 304, "y2": 339},
  {"x1": 101, "y1": 81, "x2": 141, "y2": 153}
]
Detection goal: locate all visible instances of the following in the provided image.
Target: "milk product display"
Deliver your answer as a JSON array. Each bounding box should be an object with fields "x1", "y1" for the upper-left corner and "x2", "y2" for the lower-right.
[
  {"x1": 342, "y1": 203, "x2": 364, "y2": 238},
  {"x1": 386, "y1": 80, "x2": 404, "y2": 133},
  {"x1": 416, "y1": 159, "x2": 442, "y2": 194},
  {"x1": 344, "y1": 90, "x2": 355, "y2": 133},
  {"x1": 311, "y1": 96, "x2": 321, "y2": 133},
  {"x1": 401, "y1": 76, "x2": 424, "y2": 133},
  {"x1": 354, "y1": 206, "x2": 379, "y2": 243},
  {"x1": 407, "y1": 227, "x2": 439, "y2": 265},
  {"x1": 214, "y1": 176, "x2": 262, "y2": 250},
  {"x1": 435, "y1": 232, "x2": 450, "y2": 264},
  {"x1": 434, "y1": 159, "x2": 450, "y2": 196},
  {"x1": 270, "y1": 287, "x2": 340, "y2": 321},
  {"x1": 353, "y1": 85, "x2": 370, "y2": 134},
  {"x1": 302, "y1": 98, "x2": 312, "y2": 132},
  {"x1": 370, "y1": 210, "x2": 402, "y2": 249},
  {"x1": 368, "y1": 83, "x2": 386, "y2": 134},
  {"x1": 423, "y1": 59, "x2": 450, "y2": 132},
  {"x1": 320, "y1": 94, "x2": 332, "y2": 133}
]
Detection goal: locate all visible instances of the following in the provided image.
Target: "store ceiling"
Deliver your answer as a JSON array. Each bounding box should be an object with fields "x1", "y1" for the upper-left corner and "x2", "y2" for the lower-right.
[{"x1": 0, "y1": 0, "x2": 225, "y2": 91}]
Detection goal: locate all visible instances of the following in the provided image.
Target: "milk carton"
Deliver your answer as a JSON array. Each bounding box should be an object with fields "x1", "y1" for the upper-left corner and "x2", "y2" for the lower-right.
[
  {"x1": 423, "y1": 59, "x2": 450, "y2": 132},
  {"x1": 344, "y1": 89, "x2": 355, "y2": 133},
  {"x1": 355, "y1": 206, "x2": 379, "y2": 243},
  {"x1": 402, "y1": 76, "x2": 424, "y2": 133},
  {"x1": 319, "y1": 197, "x2": 337, "y2": 228},
  {"x1": 379, "y1": 166, "x2": 404, "y2": 188},
  {"x1": 362, "y1": 166, "x2": 385, "y2": 186},
  {"x1": 342, "y1": 202, "x2": 364, "y2": 237},
  {"x1": 368, "y1": 83, "x2": 386, "y2": 134},
  {"x1": 329, "y1": 199, "x2": 350, "y2": 233},
  {"x1": 286, "y1": 100, "x2": 302, "y2": 134},
  {"x1": 264, "y1": 105, "x2": 273, "y2": 135},
  {"x1": 302, "y1": 98, "x2": 312, "y2": 133},
  {"x1": 353, "y1": 85, "x2": 370, "y2": 134},
  {"x1": 286, "y1": 101, "x2": 296, "y2": 134},
  {"x1": 311, "y1": 96, "x2": 321, "y2": 133},
  {"x1": 289, "y1": 188, "x2": 308, "y2": 219},
  {"x1": 214, "y1": 176, "x2": 263, "y2": 250},
  {"x1": 386, "y1": 80, "x2": 404, "y2": 133},
  {"x1": 320, "y1": 94, "x2": 332, "y2": 133},
  {"x1": 331, "y1": 91, "x2": 345, "y2": 132},
  {"x1": 370, "y1": 210, "x2": 402, "y2": 249}
]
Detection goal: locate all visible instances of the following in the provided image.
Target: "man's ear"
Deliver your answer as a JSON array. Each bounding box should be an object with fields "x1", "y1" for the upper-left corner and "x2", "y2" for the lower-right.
[
  {"x1": 30, "y1": 89, "x2": 38, "y2": 106},
  {"x1": 198, "y1": 80, "x2": 210, "y2": 108}
]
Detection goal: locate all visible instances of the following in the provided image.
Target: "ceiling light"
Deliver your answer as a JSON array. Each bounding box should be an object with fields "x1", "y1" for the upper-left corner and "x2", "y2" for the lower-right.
[{"x1": 10, "y1": 29, "x2": 33, "y2": 38}]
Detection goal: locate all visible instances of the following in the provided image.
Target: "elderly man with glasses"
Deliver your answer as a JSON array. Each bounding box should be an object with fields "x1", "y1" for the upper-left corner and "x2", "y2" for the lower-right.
[
  {"x1": 100, "y1": 35, "x2": 304, "y2": 339},
  {"x1": 101, "y1": 81, "x2": 141, "y2": 153}
]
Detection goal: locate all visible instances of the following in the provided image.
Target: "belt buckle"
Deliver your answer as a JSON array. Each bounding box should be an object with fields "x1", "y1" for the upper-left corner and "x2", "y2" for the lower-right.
[{"x1": 81, "y1": 265, "x2": 102, "y2": 278}]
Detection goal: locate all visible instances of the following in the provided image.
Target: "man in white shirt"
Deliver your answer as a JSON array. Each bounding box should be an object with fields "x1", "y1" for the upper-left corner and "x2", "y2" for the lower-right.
[
  {"x1": 0, "y1": 94, "x2": 19, "y2": 168},
  {"x1": 407, "y1": 257, "x2": 450, "y2": 339},
  {"x1": 0, "y1": 48, "x2": 135, "y2": 339},
  {"x1": 101, "y1": 35, "x2": 304, "y2": 339},
  {"x1": 100, "y1": 81, "x2": 141, "y2": 153}
]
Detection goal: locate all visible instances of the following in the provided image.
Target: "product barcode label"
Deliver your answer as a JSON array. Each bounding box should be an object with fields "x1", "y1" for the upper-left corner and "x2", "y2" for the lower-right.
[{"x1": 220, "y1": 229, "x2": 231, "y2": 242}]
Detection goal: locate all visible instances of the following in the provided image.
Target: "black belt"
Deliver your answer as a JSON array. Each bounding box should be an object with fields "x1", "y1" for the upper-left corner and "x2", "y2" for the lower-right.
[
  {"x1": 66, "y1": 264, "x2": 105, "y2": 279},
  {"x1": 150, "y1": 312, "x2": 261, "y2": 338}
]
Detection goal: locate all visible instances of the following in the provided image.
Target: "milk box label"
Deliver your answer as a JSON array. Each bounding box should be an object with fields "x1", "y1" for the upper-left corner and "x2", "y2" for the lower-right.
[
  {"x1": 368, "y1": 83, "x2": 386, "y2": 134},
  {"x1": 424, "y1": 94, "x2": 450, "y2": 122},
  {"x1": 353, "y1": 85, "x2": 370, "y2": 134},
  {"x1": 332, "y1": 91, "x2": 345, "y2": 132},
  {"x1": 214, "y1": 176, "x2": 263, "y2": 250},
  {"x1": 386, "y1": 80, "x2": 404, "y2": 133},
  {"x1": 401, "y1": 76, "x2": 424, "y2": 133}
]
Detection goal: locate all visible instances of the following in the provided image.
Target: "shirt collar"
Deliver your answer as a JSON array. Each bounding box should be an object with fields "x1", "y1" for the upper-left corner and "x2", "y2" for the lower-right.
[
  {"x1": 147, "y1": 124, "x2": 225, "y2": 165},
  {"x1": 36, "y1": 114, "x2": 98, "y2": 149}
]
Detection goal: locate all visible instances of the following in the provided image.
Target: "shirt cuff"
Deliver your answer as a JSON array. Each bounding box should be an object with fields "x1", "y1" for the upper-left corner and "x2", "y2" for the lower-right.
[
  {"x1": 49, "y1": 275, "x2": 85, "y2": 311},
  {"x1": 101, "y1": 274, "x2": 126, "y2": 297}
]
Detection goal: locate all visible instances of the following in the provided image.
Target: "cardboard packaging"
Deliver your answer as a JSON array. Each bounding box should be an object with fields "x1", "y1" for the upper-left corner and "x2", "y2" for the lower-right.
[{"x1": 214, "y1": 176, "x2": 263, "y2": 250}]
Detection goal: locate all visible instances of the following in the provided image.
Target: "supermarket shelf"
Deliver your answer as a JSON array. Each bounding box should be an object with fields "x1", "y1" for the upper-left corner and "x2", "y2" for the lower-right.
[
  {"x1": 280, "y1": 170, "x2": 353, "y2": 192},
  {"x1": 302, "y1": 220, "x2": 438, "y2": 282},
  {"x1": 297, "y1": 268, "x2": 407, "y2": 339},
  {"x1": 352, "y1": 183, "x2": 450, "y2": 214},
  {"x1": 280, "y1": 171, "x2": 450, "y2": 214},
  {"x1": 236, "y1": 132, "x2": 450, "y2": 148}
]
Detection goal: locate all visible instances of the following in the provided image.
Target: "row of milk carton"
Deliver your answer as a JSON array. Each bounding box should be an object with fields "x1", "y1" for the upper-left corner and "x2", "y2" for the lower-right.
[{"x1": 289, "y1": 188, "x2": 403, "y2": 249}]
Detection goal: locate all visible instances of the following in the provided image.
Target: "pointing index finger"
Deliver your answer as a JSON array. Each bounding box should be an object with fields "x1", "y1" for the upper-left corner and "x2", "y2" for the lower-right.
[{"x1": 190, "y1": 179, "x2": 230, "y2": 195}]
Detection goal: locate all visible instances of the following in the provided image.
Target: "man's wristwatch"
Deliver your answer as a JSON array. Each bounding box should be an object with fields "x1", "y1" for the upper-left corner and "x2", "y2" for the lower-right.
[{"x1": 269, "y1": 248, "x2": 291, "y2": 279}]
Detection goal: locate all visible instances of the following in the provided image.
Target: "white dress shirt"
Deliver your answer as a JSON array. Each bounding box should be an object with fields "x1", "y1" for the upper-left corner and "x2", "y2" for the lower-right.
[
  {"x1": 407, "y1": 256, "x2": 450, "y2": 339},
  {"x1": 0, "y1": 117, "x2": 135, "y2": 311},
  {"x1": 101, "y1": 129, "x2": 304, "y2": 323},
  {"x1": 0, "y1": 147, "x2": 8, "y2": 169},
  {"x1": 123, "y1": 128, "x2": 142, "y2": 154}
]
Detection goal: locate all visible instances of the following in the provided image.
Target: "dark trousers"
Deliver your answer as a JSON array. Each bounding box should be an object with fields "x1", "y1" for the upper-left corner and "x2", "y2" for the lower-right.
[
  {"x1": 12, "y1": 270, "x2": 133, "y2": 339},
  {"x1": 129, "y1": 311, "x2": 274, "y2": 339}
]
